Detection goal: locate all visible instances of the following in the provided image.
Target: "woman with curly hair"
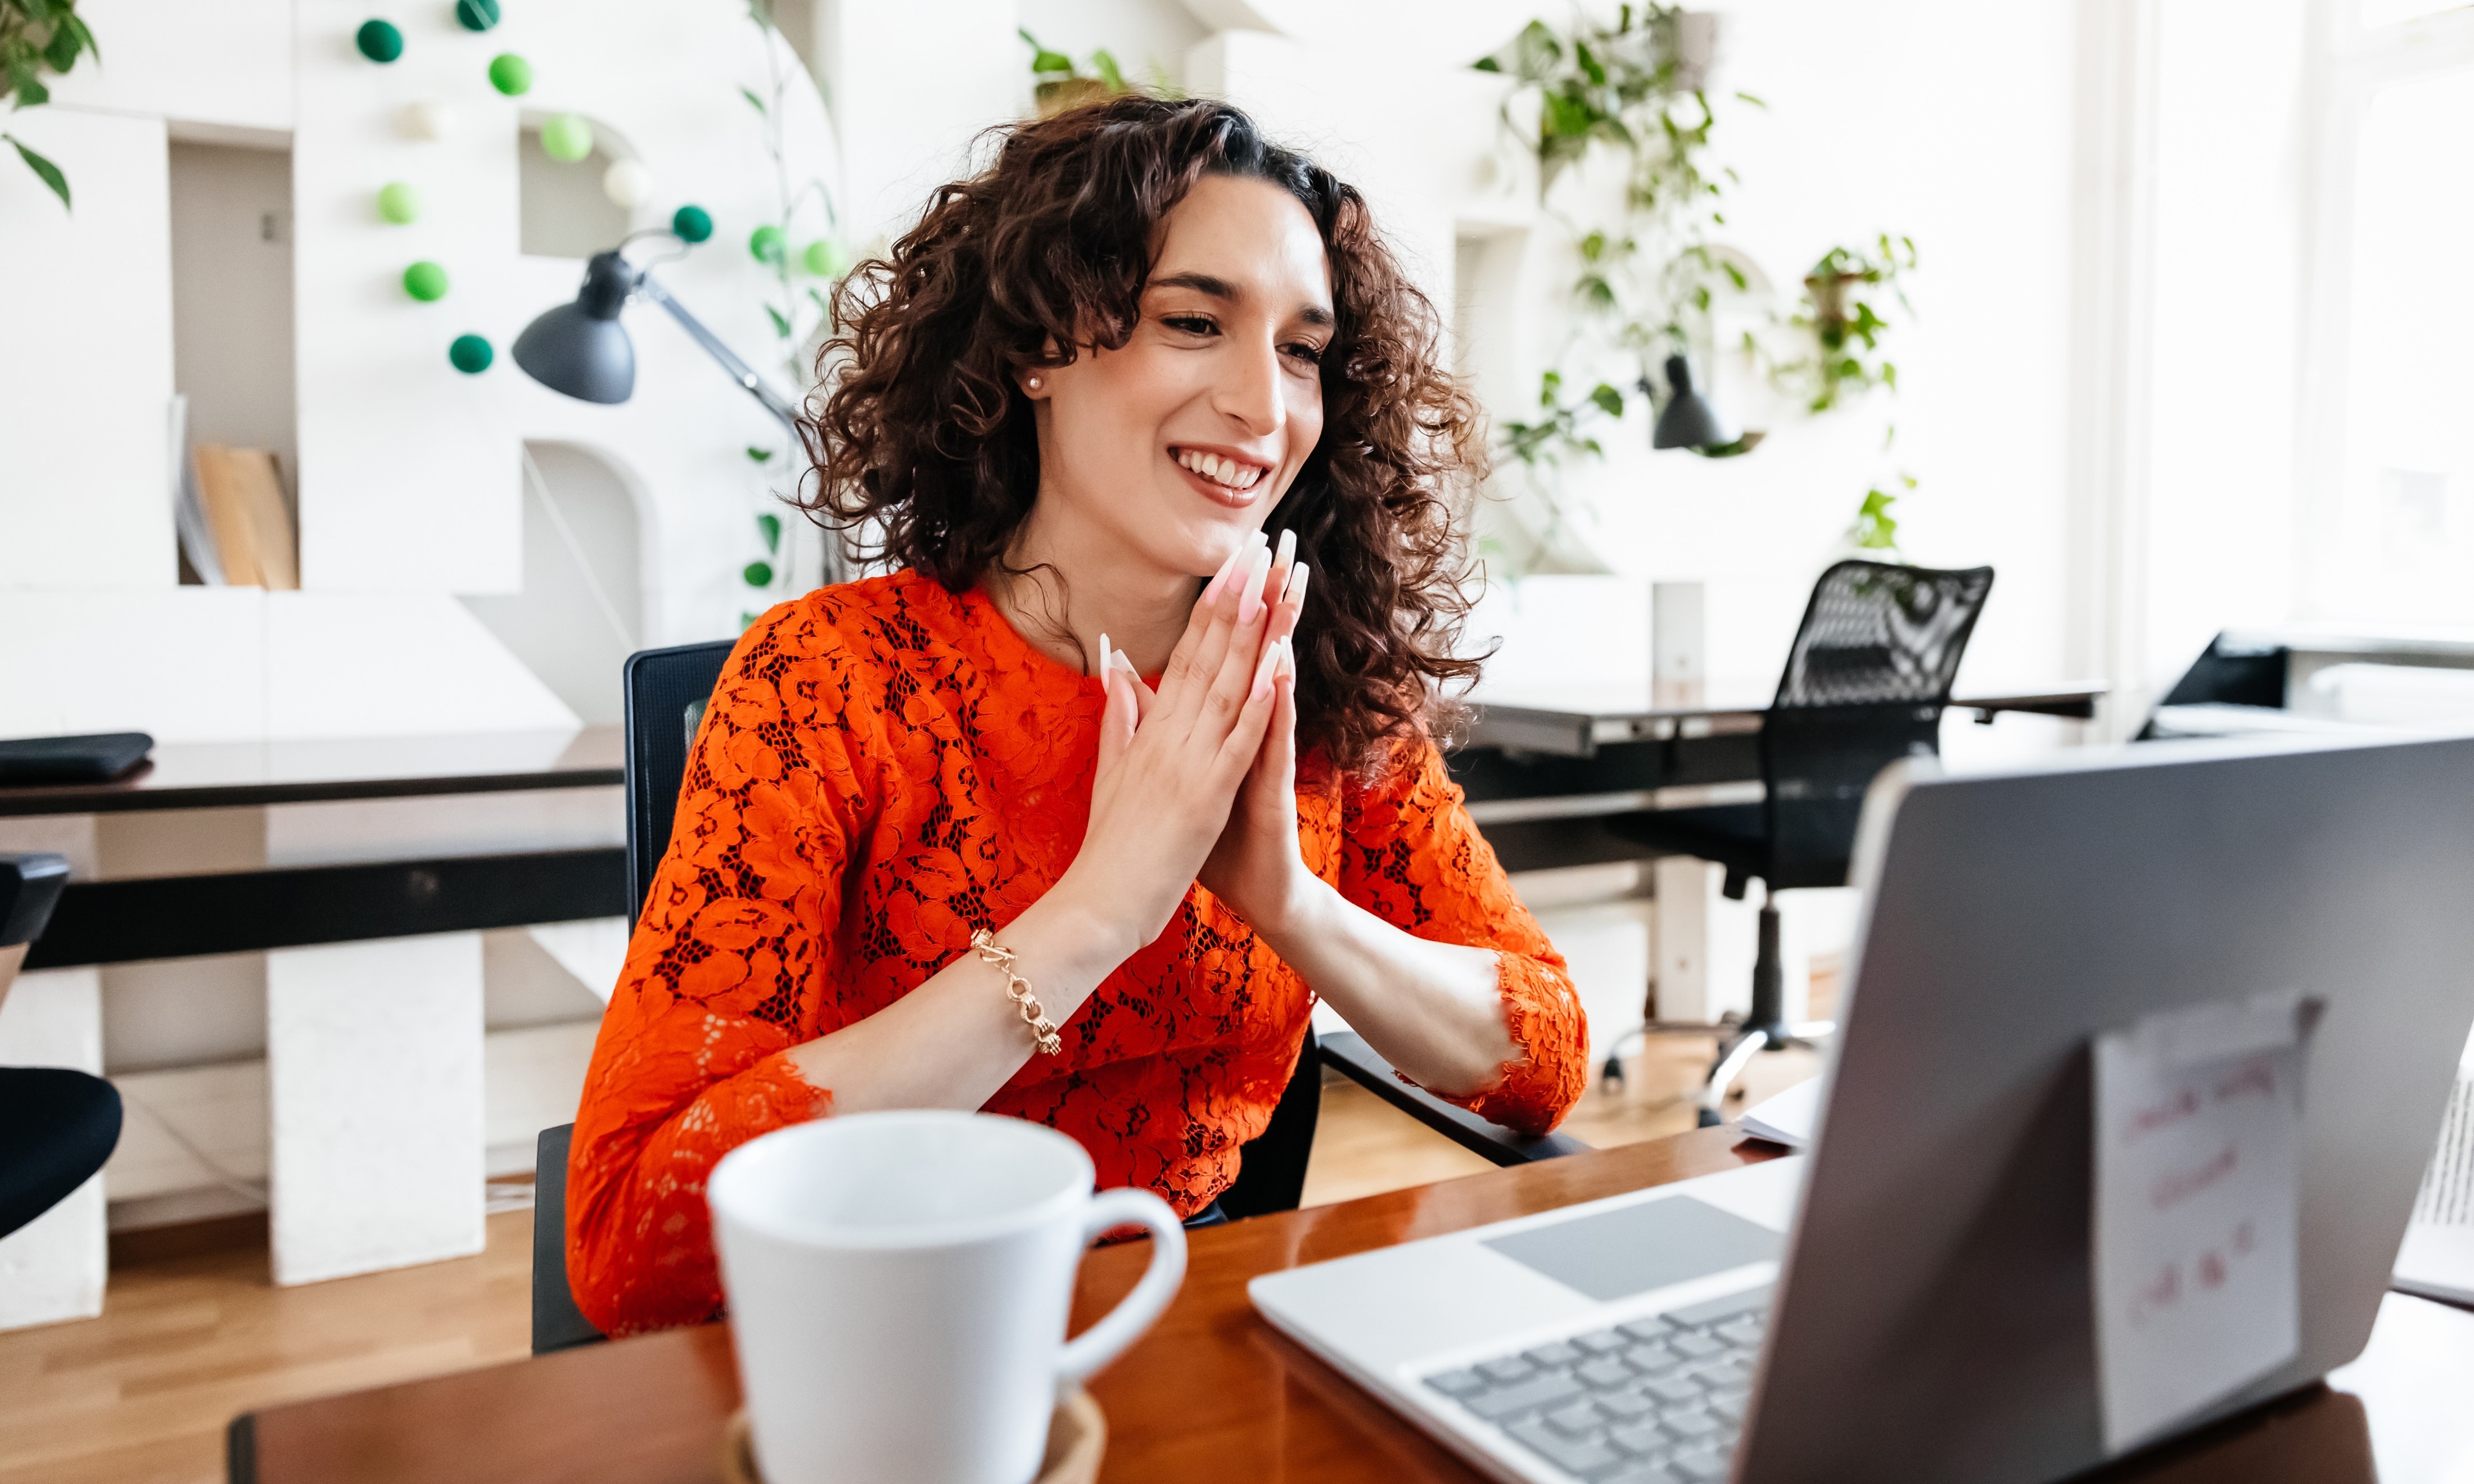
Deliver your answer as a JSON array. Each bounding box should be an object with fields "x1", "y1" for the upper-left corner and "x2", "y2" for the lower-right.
[{"x1": 566, "y1": 94, "x2": 1588, "y2": 1335}]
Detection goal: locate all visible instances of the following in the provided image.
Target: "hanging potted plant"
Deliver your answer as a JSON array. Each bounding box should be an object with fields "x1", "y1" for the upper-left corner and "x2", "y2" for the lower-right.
[{"x1": 1021, "y1": 30, "x2": 1127, "y2": 117}]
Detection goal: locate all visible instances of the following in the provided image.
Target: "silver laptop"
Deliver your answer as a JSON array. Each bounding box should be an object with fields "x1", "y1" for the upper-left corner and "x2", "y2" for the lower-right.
[{"x1": 1250, "y1": 732, "x2": 2474, "y2": 1484}]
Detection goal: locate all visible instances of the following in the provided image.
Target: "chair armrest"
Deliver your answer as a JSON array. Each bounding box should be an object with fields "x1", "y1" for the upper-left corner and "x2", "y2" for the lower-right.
[{"x1": 1318, "y1": 1030, "x2": 1591, "y2": 1166}]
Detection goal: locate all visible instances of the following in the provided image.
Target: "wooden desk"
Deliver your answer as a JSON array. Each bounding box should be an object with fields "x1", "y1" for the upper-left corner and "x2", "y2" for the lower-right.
[{"x1": 231, "y1": 1124, "x2": 2467, "y2": 1484}]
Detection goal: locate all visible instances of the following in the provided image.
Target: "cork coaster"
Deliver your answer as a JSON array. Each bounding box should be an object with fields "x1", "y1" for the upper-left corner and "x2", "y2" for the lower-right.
[{"x1": 719, "y1": 1388, "x2": 1105, "y2": 1484}]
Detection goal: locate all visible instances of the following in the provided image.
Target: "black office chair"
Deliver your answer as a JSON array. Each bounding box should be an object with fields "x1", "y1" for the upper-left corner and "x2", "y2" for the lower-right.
[
  {"x1": 1614, "y1": 559, "x2": 1995, "y2": 1125},
  {"x1": 0, "y1": 852, "x2": 123, "y2": 1240},
  {"x1": 530, "y1": 633, "x2": 1579, "y2": 1352}
]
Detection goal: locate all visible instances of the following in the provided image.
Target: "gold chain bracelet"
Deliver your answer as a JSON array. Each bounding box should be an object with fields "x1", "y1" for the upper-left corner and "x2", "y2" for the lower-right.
[{"x1": 970, "y1": 929, "x2": 1062, "y2": 1056}]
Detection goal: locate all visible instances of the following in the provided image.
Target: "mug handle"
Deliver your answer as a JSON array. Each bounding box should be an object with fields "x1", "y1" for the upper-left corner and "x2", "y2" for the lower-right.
[{"x1": 1055, "y1": 1187, "x2": 1188, "y2": 1392}]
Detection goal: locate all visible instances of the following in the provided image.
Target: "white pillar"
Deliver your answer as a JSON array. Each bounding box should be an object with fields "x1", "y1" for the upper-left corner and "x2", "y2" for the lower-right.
[
  {"x1": 0, "y1": 968, "x2": 108, "y2": 1329},
  {"x1": 267, "y1": 933, "x2": 484, "y2": 1285}
]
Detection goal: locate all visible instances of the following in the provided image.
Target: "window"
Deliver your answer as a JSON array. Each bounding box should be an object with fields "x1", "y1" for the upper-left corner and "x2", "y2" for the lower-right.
[{"x1": 2300, "y1": 8, "x2": 2474, "y2": 624}]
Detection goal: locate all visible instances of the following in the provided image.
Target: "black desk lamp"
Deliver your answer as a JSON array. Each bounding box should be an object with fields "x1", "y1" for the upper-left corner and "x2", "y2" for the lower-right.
[
  {"x1": 514, "y1": 246, "x2": 800, "y2": 437},
  {"x1": 1648, "y1": 352, "x2": 1733, "y2": 451}
]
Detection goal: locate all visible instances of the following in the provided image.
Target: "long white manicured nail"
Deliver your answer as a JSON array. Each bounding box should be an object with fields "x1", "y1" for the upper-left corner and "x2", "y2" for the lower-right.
[
  {"x1": 1111, "y1": 650, "x2": 1139, "y2": 675},
  {"x1": 1202, "y1": 542, "x2": 1245, "y2": 603},
  {"x1": 1237, "y1": 544, "x2": 1274, "y2": 623},
  {"x1": 1098, "y1": 632, "x2": 1112, "y2": 681},
  {"x1": 1272, "y1": 528, "x2": 1296, "y2": 577},
  {"x1": 1250, "y1": 636, "x2": 1282, "y2": 699},
  {"x1": 1283, "y1": 560, "x2": 1310, "y2": 606}
]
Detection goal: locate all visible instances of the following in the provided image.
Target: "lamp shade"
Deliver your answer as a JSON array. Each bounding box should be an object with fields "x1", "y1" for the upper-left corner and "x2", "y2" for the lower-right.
[
  {"x1": 1650, "y1": 353, "x2": 1733, "y2": 451},
  {"x1": 514, "y1": 251, "x2": 638, "y2": 404}
]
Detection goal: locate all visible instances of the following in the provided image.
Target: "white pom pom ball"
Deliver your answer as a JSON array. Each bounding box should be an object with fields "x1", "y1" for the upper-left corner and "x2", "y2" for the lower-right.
[
  {"x1": 401, "y1": 99, "x2": 457, "y2": 142},
  {"x1": 603, "y1": 159, "x2": 656, "y2": 210}
]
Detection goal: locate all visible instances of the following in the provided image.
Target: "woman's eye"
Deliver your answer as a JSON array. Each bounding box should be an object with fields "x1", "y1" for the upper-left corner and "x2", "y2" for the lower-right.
[
  {"x1": 1162, "y1": 314, "x2": 1217, "y2": 337},
  {"x1": 1284, "y1": 342, "x2": 1327, "y2": 369}
]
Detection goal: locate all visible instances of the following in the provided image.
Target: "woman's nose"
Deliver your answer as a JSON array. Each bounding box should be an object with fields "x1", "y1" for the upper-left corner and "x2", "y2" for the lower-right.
[{"x1": 1212, "y1": 334, "x2": 1285, "y2": 437}]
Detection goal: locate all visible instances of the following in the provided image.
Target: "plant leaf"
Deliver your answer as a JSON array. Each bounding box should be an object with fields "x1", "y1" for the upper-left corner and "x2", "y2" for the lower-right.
[
  {"x1": 764, "y1": 302, "x2": 791, "y2": 338},
  {"x1": 6, "y1": 135, "x2": 69, "y2": 209},
  {"x1": 757, "y1": 513, "x2": 782, "y2": 554},
  {"x1": 1091, "y1": 49, "x2": 1125, "y2": 92},
  {"x1": 740, "y1": 85, "x2": 767, "y2": 115},
  {"x1": 1587, "y1": 382, "x2": 1624, "y2": 418},
  {"x1": 746, "y1": 446, "x2": 775, "y2": 463}
]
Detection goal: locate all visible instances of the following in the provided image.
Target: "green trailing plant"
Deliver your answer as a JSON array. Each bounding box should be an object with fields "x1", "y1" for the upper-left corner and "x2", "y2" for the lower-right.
[
  {"x1": 738, "y1": 0, "x2": 847, "y2": 621},
  {"x1": 1476, "y1": 11, "x2": 1927, "y2": 568},
  {"x1": 1757, "y1": 233, "x2": 1917, "y2": 413},
  {"x1": 2, "y1": 0, "x2": 98, "y2": 210},
  {"x1": 1475, "y1": 8, "x2": 1759, "y2": 479},
  {"x1": 1500, "y1": 369, "x2": 1626, "y2": 473},
  {"x1": 1848, "y1": 472, "x2": 1913, "y2": 557}
]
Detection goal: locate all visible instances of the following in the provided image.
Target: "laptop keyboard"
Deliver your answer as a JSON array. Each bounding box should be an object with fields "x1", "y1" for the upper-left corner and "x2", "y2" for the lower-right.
[{"x1": 1419, "y1": 1286, "x2": 1771, "y2": 1483}]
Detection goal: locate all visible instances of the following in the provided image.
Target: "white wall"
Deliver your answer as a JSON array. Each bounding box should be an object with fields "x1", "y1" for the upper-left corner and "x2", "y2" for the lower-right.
[
  {"x1": 1529, "y1": 1, "x2": 2080, "y2": 696},
  {"x1": 0, "y1": 107, "x2": 177, "y2": 591}
]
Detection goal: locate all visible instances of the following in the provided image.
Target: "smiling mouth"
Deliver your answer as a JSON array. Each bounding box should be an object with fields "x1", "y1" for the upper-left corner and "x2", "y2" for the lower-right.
[{"x1": 1172, "y1": 447, "x2": 1268, "y2": 493}]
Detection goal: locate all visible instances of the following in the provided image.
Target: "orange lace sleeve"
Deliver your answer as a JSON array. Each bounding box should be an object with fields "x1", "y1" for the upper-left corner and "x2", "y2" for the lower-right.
[
  {"x1": 565, "y1": 613, "x2": 866, "y2": 1336},
  {"x1": 1337, "y1": 736, "x2": 1588, "y2": 1134}
]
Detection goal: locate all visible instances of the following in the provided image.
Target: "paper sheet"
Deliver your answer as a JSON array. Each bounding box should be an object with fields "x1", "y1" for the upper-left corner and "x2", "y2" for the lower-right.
[
  {"x1": 2093, "y1": 990, "x2": 2310, "y2": 1453},
  {"x1": 1739, "y1": 1077, "x2": 1820, "y2": 1149}
]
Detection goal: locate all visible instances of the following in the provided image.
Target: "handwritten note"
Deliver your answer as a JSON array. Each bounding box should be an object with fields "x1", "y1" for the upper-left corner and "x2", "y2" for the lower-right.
[{"x1": 2093, "y1": 990, "x2": 2311, "y2": 1453}]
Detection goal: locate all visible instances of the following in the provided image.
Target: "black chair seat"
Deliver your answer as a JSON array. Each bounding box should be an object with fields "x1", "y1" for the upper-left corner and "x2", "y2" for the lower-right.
[{"x1": 0, "y1": 1067, "x2": 122, "y2": 1239}]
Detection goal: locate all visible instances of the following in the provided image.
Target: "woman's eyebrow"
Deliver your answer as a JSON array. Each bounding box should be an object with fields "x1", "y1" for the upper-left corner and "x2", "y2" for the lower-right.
[{"x1": 1150, "y1": 270, "x2": 1333, "y2": 327}]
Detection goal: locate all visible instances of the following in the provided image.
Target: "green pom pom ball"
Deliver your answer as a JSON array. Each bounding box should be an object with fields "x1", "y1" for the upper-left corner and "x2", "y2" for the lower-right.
[
  {"x1": 671, "y1": 204, "x2": 713, "y2": 243},
  {"x1": 455, "y1": 0, "x2": 500, "y2": 31},
  {"x1": 376, "y1": 181, "x2": 421, "y2": 224},
  {"x1": 801, "y1": 238, "x2": 850, "y2": 278},
  {"x1": 355, "y1": 19, "x2": 404, "y2": 63},
  {"x1": 743, "y1": 561, "x2": 775, "y2": 588},
  {"x1": 448, "y1": 334, "x2": 494, "y2": 373},
  {"x1": 403, "y1": 260, "x2": 450, "y2": 302},
  {"x1": 748, "y1": 224, "x2": 785, "y2": 265},
  {"x1": 487, "y1": 52, "x2": 532, "y2": 96},
  {"x1": 539, "y1": 113, "x2": 593, "y2": 162}
]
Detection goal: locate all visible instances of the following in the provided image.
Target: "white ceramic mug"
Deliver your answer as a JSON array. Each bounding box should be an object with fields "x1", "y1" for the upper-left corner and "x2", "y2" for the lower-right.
[{"x1": 707, "y1": 1110, "x2": 1187, "y2": 1484}]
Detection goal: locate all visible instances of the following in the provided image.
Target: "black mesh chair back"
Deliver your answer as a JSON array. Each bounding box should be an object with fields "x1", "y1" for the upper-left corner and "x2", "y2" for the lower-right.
[
  {"x1": 1760, "y1": 561, "x2": 1994, "y2": 889},
  {"x1": 622, "y1": 640, "x2": 737, "y2": 921},
  {"x1": 537, "y1": 639, "x2": 733, "y2": 1355}
]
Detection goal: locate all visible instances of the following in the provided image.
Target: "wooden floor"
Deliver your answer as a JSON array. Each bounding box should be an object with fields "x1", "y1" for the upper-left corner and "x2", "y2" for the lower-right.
[{"x1": 0, "y1": 1034, "x2": 1819, "y2": 1484}]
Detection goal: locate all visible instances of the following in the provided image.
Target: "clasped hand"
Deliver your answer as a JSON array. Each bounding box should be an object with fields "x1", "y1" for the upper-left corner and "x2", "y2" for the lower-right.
[{"x1": 1059, "y1": 532, "x2": 1314, "y2": 957}]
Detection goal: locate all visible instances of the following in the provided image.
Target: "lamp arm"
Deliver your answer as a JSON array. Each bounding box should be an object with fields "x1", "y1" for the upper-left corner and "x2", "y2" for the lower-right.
[{"x1": 633, "y1": 272, "x2": 802, "y2": 437}]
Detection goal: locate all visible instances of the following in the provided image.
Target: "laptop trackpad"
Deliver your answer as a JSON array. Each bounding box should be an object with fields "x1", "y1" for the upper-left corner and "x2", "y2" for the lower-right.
[{"x1": 1483, "y1": 1196, "x2": 1783, "y2": 1302}]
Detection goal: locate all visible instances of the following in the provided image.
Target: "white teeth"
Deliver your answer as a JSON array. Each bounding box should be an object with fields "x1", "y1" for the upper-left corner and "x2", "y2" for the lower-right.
[{"x1": 1177, "y1": 449, "x2": 1263, "y2": 491}]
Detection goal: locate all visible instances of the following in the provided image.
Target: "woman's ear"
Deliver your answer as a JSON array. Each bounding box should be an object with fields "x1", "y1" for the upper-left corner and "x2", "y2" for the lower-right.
[{"x1": 1018, "y1": 356, "x2": 1057, "y2": 401}]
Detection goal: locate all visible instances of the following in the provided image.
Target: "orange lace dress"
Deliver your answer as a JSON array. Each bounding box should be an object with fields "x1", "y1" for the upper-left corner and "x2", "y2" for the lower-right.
[{"x1": 566, "y1": 569, "x2": 1588, "y2": 1335}]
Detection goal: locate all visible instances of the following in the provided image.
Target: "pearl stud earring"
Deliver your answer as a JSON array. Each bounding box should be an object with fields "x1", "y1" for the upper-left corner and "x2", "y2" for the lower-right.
[{"x1": 1027, "y1": 376, "x2": 1041, "y2": 390}]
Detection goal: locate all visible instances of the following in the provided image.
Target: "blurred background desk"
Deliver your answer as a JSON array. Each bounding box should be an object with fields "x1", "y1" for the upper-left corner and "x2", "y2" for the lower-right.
[
  {"x1": 228, "y1": 1124, "x2": 2468, "y2": 1484},
  {"x1": 0, "y1": 727, "x2": 630, "y2": 1322},
  {"x1": 1452, "y1": 681, "x2": 2105, "y2": 873},
  {"x1": 0, "y1": 728, "x2": 627, "y2": 969}
]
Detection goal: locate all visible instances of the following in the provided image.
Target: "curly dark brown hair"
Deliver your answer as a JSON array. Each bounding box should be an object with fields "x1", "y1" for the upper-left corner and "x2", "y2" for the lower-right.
[{"x1": 799, "y1": 94, "x2": 1488, "y2": 768}]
